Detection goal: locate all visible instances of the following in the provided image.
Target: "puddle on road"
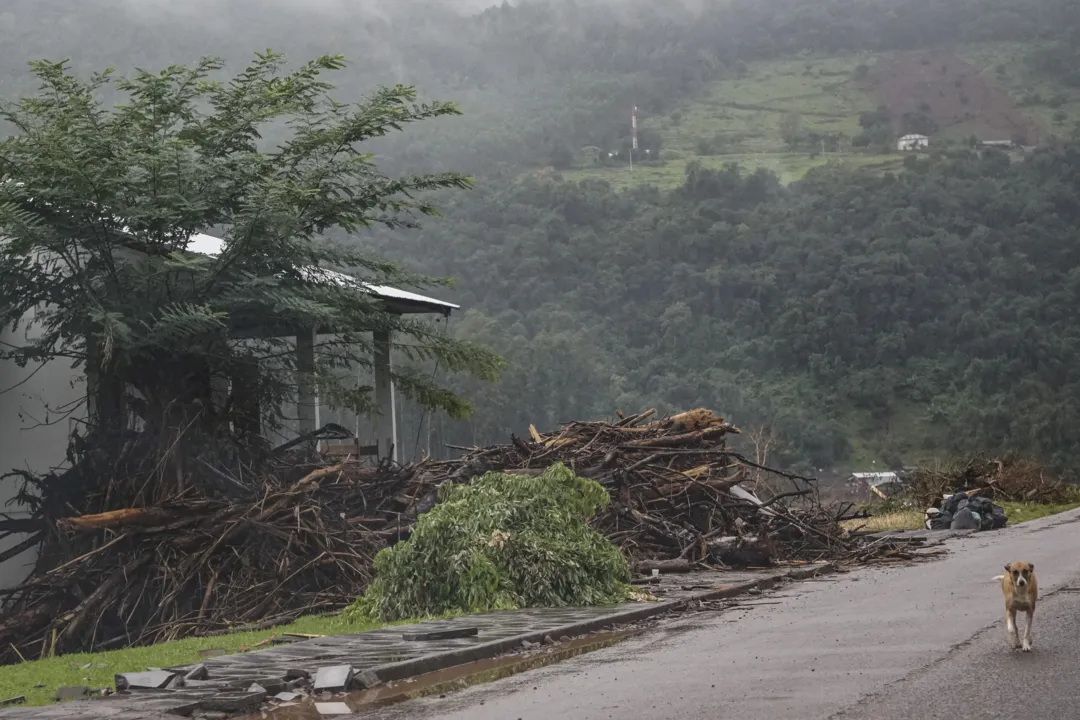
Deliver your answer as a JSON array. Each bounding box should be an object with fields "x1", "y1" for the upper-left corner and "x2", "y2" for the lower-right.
[{"x1": 242, "y1": 629, "x2": 639, "y2": 718}]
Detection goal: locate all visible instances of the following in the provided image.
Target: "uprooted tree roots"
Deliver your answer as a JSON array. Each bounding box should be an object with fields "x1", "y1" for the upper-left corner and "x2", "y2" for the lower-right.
[{"x1": 0, "y1": 408, "x2": 924, "y2": 664}]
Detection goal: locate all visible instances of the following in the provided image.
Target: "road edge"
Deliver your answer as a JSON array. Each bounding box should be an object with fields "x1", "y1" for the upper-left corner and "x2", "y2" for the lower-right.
[{"x1": 365, "y1": 562, "x2": 835, "y2": 686}]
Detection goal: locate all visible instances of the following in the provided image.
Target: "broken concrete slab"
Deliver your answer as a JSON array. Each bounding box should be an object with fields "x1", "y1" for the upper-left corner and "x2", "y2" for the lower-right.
[
  {"x1": 115, "y1": 670, "x2": 176, "y2": 690},
  {"x1": 315, "y1": 702, "x2": 353, "y2": 715},
  {"x1": 199, "y1": 690, "x2": 267, "y2": 713},
  {"x1": 313, "y1": 665, "x2": 353, "y2": 693},
  {"x1": 275, "y1": 691, "x2": 302, "y2": 702},
  {"x1": 183, "y1": 663, "x2": 208, "y2": 681},
  {"x1": 246, "y1": 677, "x2": 287, "y2": 694},
  {"x1": 353, "y1": 669, "x2": 382, "y2": 690},
  {"x1": 402, "y1": 626, "x2": 479, "y2": 641},
  {"x1": 133, "y1": 692, "x2": 203, "y2": 716}
]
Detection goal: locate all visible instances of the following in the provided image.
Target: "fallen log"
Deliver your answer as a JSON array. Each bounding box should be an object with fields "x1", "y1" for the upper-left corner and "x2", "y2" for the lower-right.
[
  {"x1": 634, "y1": 559, "x2": 692, "y2": 574},
  {"x1": 707, "y1": 535, "x2": 774, "y2": 567},
  {"x1": 57, "y1": 508, "x2": 164, "y2": 532},
  {"x1": 625, "y1": 425, "x2": 732, "y2": 448}
]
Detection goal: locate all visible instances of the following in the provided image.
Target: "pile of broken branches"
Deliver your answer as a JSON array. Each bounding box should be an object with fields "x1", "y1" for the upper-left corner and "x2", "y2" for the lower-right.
[
  {"x1": 0, "y1": 464, "x2": 397, "y2": 664},
  {"x1": 905, "y1": 454, "x2": 1078, "y2": 507},
  {"x1": 0, "y1": 408, "x2": 915, "y2": 664},
  {"x1": 413, "y1": 408, "x2": 868, "y2": 572}
]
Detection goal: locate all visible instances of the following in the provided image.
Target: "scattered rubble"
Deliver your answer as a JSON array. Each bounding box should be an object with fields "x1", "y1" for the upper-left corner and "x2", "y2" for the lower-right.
[
  {"x1": 312, "y1": 666, "x2": 354, "y2": 694},
  {"x1": 115, "y1": 670, "x2": 176, "y2": 691}
]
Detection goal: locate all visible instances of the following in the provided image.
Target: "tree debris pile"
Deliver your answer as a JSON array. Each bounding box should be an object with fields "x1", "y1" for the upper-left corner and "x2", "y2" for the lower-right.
[
  {"x1": 0, "y1": 434, "x2": 424, "y2": 666},
  {"x1": 426, "y1": 408, "x2": 859, "y2": 570},
  {"x1": 0, "y1": 408, "x2": 915, "y2": 664},
  {"x1": 349, "y1": 464, "x2": 631, "y2": 622},
  {"x1": 906, "y1": 455, "x2": 1078, "y2": 507}
]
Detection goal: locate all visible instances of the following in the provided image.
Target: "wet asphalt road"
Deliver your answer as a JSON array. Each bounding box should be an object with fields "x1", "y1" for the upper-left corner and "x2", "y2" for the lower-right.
[
  {"x1": 366, "y1": 507, "x2": 1080, "y2": 720},
  {"x1": 836, "y1": 581, "x2": 1080, "y2": 719}
]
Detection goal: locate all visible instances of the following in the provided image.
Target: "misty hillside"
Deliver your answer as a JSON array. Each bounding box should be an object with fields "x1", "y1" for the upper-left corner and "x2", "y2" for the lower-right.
[
  {"x1": 3, "y1": 0, "x2": 1080, "y2": 471},
  {"x1": 2, "y1": 0, "x2": 1076, "y2": 175}
]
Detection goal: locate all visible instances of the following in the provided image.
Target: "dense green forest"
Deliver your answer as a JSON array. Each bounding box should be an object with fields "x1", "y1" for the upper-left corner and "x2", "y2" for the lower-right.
[
  {"x1": 380, "y1": 142, "x2": 1080, "y2": 471},
  {"x1": 2, "y1": 0, "x2": 1080, "y2": 471}
]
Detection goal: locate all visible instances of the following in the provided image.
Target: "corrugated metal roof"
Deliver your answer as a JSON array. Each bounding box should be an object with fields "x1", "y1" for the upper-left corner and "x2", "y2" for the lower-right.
[
  {"x1": 188, "y1": 233, "x2": 458, "y2": 313},
  {"x1": 850, "y1": 471, "x2": 902, "y2": 488},
  {"x1": 0, "y1": 184, "x2": 458, "y2": 314}
]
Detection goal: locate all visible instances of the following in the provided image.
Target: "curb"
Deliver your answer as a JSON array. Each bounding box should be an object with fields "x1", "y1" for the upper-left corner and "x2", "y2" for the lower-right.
[{"x1": 366, "y1": 562, "x2": 836, "y2": 686}]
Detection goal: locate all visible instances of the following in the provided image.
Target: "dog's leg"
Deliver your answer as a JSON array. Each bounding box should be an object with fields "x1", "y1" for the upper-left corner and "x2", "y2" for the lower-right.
[
  {"x1": 1006, "y1": 609, "x2": 1019, "y2": 649},
  {"x1": 1022, "y1": 610, "x2": 1034, "y2": 652}
]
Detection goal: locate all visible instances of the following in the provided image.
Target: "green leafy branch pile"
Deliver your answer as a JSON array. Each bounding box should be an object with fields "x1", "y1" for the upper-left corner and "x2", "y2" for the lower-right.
[{"x1": 348, "y1": 463, "x2": 632, "y2": 622}]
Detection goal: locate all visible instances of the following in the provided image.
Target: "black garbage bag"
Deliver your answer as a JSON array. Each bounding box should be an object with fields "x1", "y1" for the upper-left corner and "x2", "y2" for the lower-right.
[
  {"x1": 945, "y1": 493, "x2": 974, "y2": 514},
  {"x1": 950, "y1": 507, "x2": 980, "y2": 530},
  {"x1": 990, "y1": 505, "x2": 1009, "y2": 529},
  {"x1": 944, "y1": 493, "x2": 967, "y2": 514},
  {"x1": 929, "y1": 511, "x2": 954, "y2": 530},
  {"x1": 968, "y1": 495, "x2": 994, "y2": 515}
]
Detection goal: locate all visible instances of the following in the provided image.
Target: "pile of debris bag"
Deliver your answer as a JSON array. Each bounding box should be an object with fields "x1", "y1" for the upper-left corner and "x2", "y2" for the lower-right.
[{"x1": 924, "y1": 491, "x2": 1008, "y2": 531}]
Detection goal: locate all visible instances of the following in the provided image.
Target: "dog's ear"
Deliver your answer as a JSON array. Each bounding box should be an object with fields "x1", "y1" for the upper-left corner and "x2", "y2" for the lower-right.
[
  {"x1": 1004, "y1": 564, "x2": 1010, "y2": 572},
  {"x1": 1029, "y1": 563, "x2": 1034, "y2": 570}
]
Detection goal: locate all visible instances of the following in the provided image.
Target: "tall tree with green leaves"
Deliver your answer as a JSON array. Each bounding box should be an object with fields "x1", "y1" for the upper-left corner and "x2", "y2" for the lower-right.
[{"x1": 0, "y1": 52, "x2": 502, "y2": 490}]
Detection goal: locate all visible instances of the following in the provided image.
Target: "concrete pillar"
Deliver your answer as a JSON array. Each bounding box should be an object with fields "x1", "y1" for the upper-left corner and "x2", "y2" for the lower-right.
[
  {"x1": 296, "y1": 329, "x2": 319, "y2": 439},
  {"x1": 373, "y1": 328, "x2": 397, "y2": 463},
  {"x1": 231, "y1": 357, "x2": 261, "y2": 439}
]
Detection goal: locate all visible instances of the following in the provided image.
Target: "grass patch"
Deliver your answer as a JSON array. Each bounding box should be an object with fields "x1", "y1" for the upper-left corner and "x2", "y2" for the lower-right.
[
  {"x1": 998, "y1": 501, "x2": 1080, "y2": 524},
  {"x1": 651, "y1": 54, "x2": 876, "y2": 157},
  {"x1": 841, "y1": 510, "x2": 923, "y2": 533},
  {"x1": 841, "y1": 501, "x2": 1080, "y2": 534},
  {"x1": 0, "y1": 612, "x2": 448, "y2": 707},
  {"x1": 556, "y1": 53, "x2": 902, "y2": 190}
]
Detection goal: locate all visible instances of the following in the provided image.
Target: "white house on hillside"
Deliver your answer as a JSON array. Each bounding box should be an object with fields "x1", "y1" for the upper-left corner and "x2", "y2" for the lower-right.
[{"x1": 897, "y1": 134, "x2": 930, "y2": 151}]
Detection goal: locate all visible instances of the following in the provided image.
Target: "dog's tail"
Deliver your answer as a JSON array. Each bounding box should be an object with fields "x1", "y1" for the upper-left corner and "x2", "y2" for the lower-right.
[{"x1": 992, "y1": 575, "x2": 1004, "y2": 581}]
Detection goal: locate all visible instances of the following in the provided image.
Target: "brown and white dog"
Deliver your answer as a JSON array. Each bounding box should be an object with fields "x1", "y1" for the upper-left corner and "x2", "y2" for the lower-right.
[{"x1": 994, "y1": 562, "x2": 1038, "y2": 651}]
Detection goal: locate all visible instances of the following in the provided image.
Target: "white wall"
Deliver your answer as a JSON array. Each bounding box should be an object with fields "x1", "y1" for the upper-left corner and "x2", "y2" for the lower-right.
[{"x1": 0, "y1": 313, "x2": 86, "y2": 590}]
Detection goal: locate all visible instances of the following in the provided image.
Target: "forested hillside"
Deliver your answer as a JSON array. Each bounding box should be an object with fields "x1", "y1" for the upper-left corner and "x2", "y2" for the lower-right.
[
  {"x1": 2, "y1": 0, "x2": 1080, "y2": 470},
  {"x1": 0, "y1": 0, "x2": 1076, "y2": 175},
  {"x1": 379, "y1": 144, "x2": 1080, "y2": 471}
]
